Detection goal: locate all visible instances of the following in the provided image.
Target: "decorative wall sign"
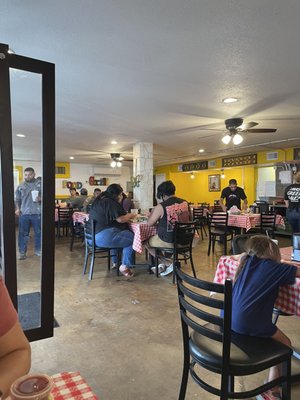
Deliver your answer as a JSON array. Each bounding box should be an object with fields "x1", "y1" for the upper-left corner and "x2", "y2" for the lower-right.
[
  {"x1": 182, "y1": 160, "x2": 208, "y2": 172},
  {"x1": 89, "y1": 176, "x2": 107, "y2": 186},
  {"x1": 208, "y1": 174, "x2": 221, "y2": 192},
  {"x1": 294, "y1": 148, "x2": 300, "y2": 160},
  {"x1": 222, "y1": 153, "x2": 257, "y2": 167},
  {"x1": 62, "y1": 180, "x2": 83, "y2": 189}
]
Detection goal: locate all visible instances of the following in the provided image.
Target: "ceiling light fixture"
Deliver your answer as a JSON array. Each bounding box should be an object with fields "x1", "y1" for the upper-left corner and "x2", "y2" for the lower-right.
[
  {"x1": 111, "y1": 140, "x2": 117, "y2": 144},
  {"x1": 69, "y1": 156, "x2": 74, "y2": 160},
  {"x1": 110, "y1": 153, "x2": 122, "y2": 168},
  {"x1": 222, "y1": 97, "x2": 238, "y2": 104},
  {"x1": 221, "y1": 169, "x2": 226, "y2": 179},
  {"x1": 222, "y1": 134, "x2": 231, "y2": 145},
  {"x1": 190, "y1": 172, "x2": 195, "y2": 179},
  {"x1": 232, "y1": 133, "x2": 243, "y2": 145},
  {"x1": 198, "y1": 149, "x2": 205, "y2": 153},
  {"x1": 110, "y1": 160, "x2": 117, "y2": 168}
]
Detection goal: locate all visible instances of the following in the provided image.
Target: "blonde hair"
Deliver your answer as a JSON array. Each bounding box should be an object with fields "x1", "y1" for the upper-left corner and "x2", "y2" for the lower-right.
[{"x1": 235, "y1": 235, "x2": 280, "y2": 281}]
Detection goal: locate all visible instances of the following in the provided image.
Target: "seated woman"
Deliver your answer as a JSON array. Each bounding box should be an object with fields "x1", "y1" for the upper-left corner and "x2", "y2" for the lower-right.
[
  {"x1": 0, "y1": 276, "x2": 31, "y2": 398},
  {"x1": 146, "y1": 180, "x2": 190, "y2": 276},
  {"x1": 89, "y1": 184, "x2": 137, "y2": 277}
]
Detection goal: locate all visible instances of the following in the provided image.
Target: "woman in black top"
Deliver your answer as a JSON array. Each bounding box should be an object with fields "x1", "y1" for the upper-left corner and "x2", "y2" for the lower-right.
[
  {"x1": 284, "y1": 170, "x2": 300, "y2": 234},
  {"x1": 89, "y1": 184, "x2": 136, "y2": 277}
]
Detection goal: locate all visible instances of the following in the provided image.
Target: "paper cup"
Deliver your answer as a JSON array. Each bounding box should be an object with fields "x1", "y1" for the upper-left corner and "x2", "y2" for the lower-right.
[{"x1": 31, "y1": 190, "x2": 39, "y2": 202}]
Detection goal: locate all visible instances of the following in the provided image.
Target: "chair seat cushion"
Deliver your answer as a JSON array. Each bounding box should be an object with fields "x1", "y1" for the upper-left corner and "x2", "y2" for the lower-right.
[
  {"x1": 210, "y1": 228, "x2": 228, "y2": 235},
  {"x1": 190, "y1": 326, "x2": 292, "y2": 375}
]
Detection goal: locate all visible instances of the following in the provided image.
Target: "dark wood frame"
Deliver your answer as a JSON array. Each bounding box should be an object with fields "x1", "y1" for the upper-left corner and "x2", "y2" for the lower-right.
[{"x1": 0, "y1": 43, "x2": 55, "y2": 342}]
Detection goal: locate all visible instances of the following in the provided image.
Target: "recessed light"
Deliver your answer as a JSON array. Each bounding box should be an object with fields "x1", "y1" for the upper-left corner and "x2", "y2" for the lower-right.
[
  {"x1": 111, "y1": 140, "x2": 117, "y2": 145},
  {"x1": 16, "y1": 134, "x2": 26, "y2": 138},
  {"x1": 69, "y1": 156, "x2": 74, "y2": 160},
  {"x1": 222, "y1": 97, "x2": 238, "y2": 104},
  {"x1": 198, "y1": 149, "x2": 205, "y2": 153}
]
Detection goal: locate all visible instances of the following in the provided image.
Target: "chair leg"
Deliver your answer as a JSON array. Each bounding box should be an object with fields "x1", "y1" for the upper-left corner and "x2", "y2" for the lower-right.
[
  {"x1": 178, "y1": 355, "x2": 189, "y2": 400},
  {"x1": 223, "y1": 236, "x2": 227, "y2": 255},
  {"x1": 155, "y1": 249, "x2": 159, "y2": 278},
  {"x1": 88, "y1": 250, "x2": 96, "y2": 280},
  {"x1": 207, "y1": 237, "x2": 212, "y2": 256},
  {"x1": 190, "y1": 254, "x2": 196, "y2": 278},
  {"x1": 212, "y1": 236, "x2": 216, "y2": 254},
  {"x1": 83, "y1": 248, "x2": 89, "y2": 275},
  {"x1": 70, "y1": 231, "x2": 74, "y2": 251}
]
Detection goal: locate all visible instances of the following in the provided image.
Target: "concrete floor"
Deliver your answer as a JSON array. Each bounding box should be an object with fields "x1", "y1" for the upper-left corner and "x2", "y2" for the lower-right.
[{"x1": 17, "y1": 233, "x2": 300, "y2": 399}]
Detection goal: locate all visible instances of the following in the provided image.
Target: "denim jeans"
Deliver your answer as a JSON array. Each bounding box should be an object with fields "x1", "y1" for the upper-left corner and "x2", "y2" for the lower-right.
[
  {"x1": 95, "y1": 227, "x2": 134, "y2": 267},
  {"x1": 18, "y1": 214, "x2": 41, "y2": 254},
  {"x1": 286, "y1": 209, "x2": 300, "y2": 234}
]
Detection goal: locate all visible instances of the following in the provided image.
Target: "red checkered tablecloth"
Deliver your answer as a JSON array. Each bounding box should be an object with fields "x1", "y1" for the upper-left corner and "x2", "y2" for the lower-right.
[
  {"x1": 51, "y1": 372, "x2": 98, "y2": 399},
  {"x1": 129, "y1": 222, "x2": 157, "y2": 253},
  {"x1": 227, "y1": 213, "x2": 285, "y2": 232},
  {"x1": 214, "y1": 252, "x2": 300, "y2": 316},
  {"x1": 72, "y1": 211, "x2": 89, "y2": 224}
]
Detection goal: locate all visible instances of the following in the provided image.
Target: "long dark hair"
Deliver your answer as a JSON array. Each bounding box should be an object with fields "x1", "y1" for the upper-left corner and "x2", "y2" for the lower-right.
[
  {"x1": 235, "y1": 235, "x2": 281, "y2": 281},
  {"x1": 97, "y1": 184, "x2": 123, "y2": 202}
]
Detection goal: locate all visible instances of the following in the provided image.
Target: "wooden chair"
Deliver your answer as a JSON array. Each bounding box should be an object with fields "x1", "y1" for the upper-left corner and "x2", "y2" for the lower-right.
[
  {"x1": 248, "y1": 212, "x2": 276, "y2": 238},
  {"x1": 207, "y1": 212, "x2": 234, "y2": 256},
  {"x1": 83, "y1": 219, "x2": 122, "y2": 280},
  {"x1": 153, "y1": 222, "x2": 197, "y2": 283},
  {"x1": 56, "y1": 207, "x2": 73, "y2": 238},
  {"x1": 192, "y1": 207, "x2": 207, "y2": 239},
  {"x1": 175, "y1": 262, "x2": 292, "y2": 400}
]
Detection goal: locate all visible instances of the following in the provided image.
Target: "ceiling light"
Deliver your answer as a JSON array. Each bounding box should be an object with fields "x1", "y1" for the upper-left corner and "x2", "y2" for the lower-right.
[
  {"x1": 222, "y1": 97, "x2": 238, "y2": 104},
  {"x1": 69, "y1": 156, "x2": 74, "y2": 160},
  {"x1": 110, "y1": 160, "x2": 117, "y2": 168},
  {"x1": 232, "y1": 133, "x2": 243, "y2": 145},
  {"x1": 111, "y1": 140, "x2": 117, "y2": 144},
  {"x1": 118, "y1": 156, "x2": 124, "y2": 161},
  {"x1": 16, "y1": 134, "x2": 26, "y2": 138},
  {"x1": 198, "y1": 149, "x2": 205, "y2": 153},
  {"x1": 116, "y1": 161, "x2": 122, "y2": 167},
  {"x1": 222, "y1": 134, "x2": 231, "y2": 145},
  {"x1": 221, "y1": 169, "x2": 226, "y2": 179},
  {"x1": 190, "y1": 172, "x2": 195, "y2": 179}
]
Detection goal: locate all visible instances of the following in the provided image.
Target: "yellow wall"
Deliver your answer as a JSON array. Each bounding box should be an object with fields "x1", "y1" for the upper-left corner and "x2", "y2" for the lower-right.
[{"x1": 154, "y1": 147, "x2": 298, "y2": 206}]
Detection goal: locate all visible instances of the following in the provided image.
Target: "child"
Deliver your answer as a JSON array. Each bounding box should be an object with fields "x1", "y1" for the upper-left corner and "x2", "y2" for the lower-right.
[{"x1": 232, "y1": 235, "x2": 300, "y2": 400}]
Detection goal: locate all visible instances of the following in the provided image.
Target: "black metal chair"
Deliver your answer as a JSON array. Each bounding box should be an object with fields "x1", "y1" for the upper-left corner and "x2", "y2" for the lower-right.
[
  {"x1": 56, "y1": 207, "x2": 73, "y2": 238},
  {"x1": 70, "y1": 221, "x2": 85, "y2": 251},
  {"x1": 207, "y1": 212, "x2": 234, "y2": 256},
  {"x1": 253, "y1": 200, "x2": 269, "y2": 214},
  {"x1": 83, "y1": 219, "x2": 122, "y2": 280},
  {"x1": 175, "y1": 262, "x2": 293, "y2": 400},
  {"x1": 192, "y1": 207, "x2": 207, "y2": 240},
  {"x1": 153, "y1": 222, "x2": 197, "y2": 283},
  {"x1": 248, "y1": 211, "x2": 276, "y2": 238}
]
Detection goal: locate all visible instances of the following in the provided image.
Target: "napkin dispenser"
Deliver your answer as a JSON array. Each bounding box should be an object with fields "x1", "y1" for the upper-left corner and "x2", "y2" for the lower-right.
[{"x1": 292, "y1": 233, "x2": 300, "y2": 262}]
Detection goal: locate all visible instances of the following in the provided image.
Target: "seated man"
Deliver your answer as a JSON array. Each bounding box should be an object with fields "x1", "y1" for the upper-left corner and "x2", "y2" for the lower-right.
[
  {"x1": 83, "y1": 188, "x2": 101, "y2": 212},
  {"x1": 0, "y1": 277, "x2": 31, "y2": 397},
  {"x1": 146, "y1": 180, "x2": 189, "y2": 275}
]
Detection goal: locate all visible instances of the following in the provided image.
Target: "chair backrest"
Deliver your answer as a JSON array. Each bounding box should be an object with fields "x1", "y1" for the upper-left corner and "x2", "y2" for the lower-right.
[
  {"x1": 58, "y1": 207, "x2": 73, "y2": 221},
  {"x1": 192, "y1": 207, "x2": 204, "y2": 220},
  {"x1": 207, "y1": 212, "x2": 228, "y2": 229},
  {"x1": 84, "y1": 218, "x2": 95, "y2": 250},
  {"x1": 232, "y1": 234, "x2": 256, "y2": 255},
  {"x1": 254, "y1": 201, "x2": 269, "y2": 214},
  {"x1": 175, "y1": 262, "x2": 233, "y2": 373},
  {"x1": 174, "y1": 222, "x2": 195, "y2": 248},
  {"x1": 261, "y1": 212, "x2": 276, "y2": 232},
  {"x1": 213, "y1": 205, "x2": 223, "y2": 212}
]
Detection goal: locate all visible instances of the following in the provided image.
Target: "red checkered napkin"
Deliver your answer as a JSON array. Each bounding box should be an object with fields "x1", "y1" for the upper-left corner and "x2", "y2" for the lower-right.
[{"x1": 51, "y1": 372, "x2": 98, "y2": 399}]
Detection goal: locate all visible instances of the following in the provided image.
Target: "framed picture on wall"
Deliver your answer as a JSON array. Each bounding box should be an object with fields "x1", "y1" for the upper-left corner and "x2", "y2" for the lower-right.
[{"x1": 208, "y1": 174, "x2": 220, "y2": 192}]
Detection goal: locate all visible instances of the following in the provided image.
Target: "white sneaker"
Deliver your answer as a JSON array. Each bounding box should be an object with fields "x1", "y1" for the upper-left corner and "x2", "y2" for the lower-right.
[
  {"x1": 151, "y1": 264, "x2": 166, "y2": 275},
  {"x1": 160, "y1": 263, "x2": 174, "y2": 276}
]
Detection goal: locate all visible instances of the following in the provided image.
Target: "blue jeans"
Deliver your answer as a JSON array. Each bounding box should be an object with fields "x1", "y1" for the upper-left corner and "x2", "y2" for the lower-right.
[
  {"x1": 286, "y1": 209, "x2": 300, "y2": 234},
  {"x1": 95, "y1": 227, "x2": 134, "y2": 267},
  {"x1": 18, "y1": 214, "x2": 41, "y2": 254}
]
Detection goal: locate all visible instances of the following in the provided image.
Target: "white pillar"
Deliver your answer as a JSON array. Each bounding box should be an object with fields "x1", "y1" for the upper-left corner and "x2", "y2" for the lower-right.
[{"x1": 133, "y1": 142, "x2": 153, "y2": 211}]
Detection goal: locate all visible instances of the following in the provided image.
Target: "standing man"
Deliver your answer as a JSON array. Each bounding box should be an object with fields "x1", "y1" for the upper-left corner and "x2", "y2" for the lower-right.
[
  {"x1": 15, "y1": 167, "x2": 42, "y2": 260},
  {"x1": 219, "y1": 179, "x2": 248, "y2": 211},
  {"x1": 284, "y1": 169, "x2": 300, "y2": 234}
]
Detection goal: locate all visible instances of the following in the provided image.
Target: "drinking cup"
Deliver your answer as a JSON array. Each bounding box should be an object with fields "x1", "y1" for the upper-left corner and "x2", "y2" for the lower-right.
[{"x1": 31, "y1": 190, "x2": 39, "y2": 202}]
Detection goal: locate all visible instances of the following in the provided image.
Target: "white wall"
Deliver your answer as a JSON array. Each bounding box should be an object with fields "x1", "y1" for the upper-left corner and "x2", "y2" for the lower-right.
[{"x1": 13, "y1": 161, "x2": 132, "y2": 197}]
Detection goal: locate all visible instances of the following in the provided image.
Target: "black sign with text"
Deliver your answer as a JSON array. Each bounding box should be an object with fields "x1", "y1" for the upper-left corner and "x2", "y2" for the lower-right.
[{"x1": 182, "y1": 161, "x2": 208, "y2": 172}]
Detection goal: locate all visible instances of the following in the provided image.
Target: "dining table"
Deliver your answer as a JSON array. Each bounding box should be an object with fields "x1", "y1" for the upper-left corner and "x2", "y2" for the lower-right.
[
  {"x1": 51, "y1": 371, "x2": 98, "y2": 399},
  {"x1": 227, "y1": 213, "x2": 285, "y2": 232},
  {"x1": 71, "y1": 212, "x2": 157, "y2": 253},
  {"x1": 214, "y1": 246, "x2": 300, "y2": 316}
]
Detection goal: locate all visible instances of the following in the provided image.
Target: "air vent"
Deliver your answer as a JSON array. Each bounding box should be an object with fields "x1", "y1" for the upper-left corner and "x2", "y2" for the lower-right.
[
  {"x1": 266, "y1": 152, "x2": 278, "y2": 161},
  {"x1": 208, "y1": 160, "x2": 216, "y2": 167}
]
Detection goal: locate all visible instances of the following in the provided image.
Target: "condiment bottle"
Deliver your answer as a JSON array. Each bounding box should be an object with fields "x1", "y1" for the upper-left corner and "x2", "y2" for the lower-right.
[{"x1": 9, "y1": 374, "x2": 53, "y2": 400}]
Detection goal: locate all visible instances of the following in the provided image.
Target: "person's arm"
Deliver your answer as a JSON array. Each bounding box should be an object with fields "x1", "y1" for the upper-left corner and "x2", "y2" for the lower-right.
[
  {"x1": 284, "y1": 200, "x2": 289, "y2": 208},
  {"x1": 219, "y1": 197, "x2": 226, "y2": 212},
  {"x1": 116, "y1": 212, "x2": 136, "y2": 223},
  {"x1": 15, "y1": 187, "x2": 21, "y2": 216},
  {"x1": 147, "y1": 204, "x2": 163, "y2": 226},
  {"x1": 242, "y1": 198, "x2": 248, "y2": 211},
  {"x1": 0, "y1": 321, "x2": 31, "y2": 398}
]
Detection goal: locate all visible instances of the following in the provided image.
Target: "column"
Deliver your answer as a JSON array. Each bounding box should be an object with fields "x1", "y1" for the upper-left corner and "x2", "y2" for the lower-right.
[{"x1": 132, "y1": 142, "x2": 153, "y2": 211}]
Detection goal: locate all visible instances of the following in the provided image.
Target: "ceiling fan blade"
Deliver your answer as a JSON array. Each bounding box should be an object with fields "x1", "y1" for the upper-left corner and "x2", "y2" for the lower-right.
[
  {"x1": 246, "y1": 128, "x2": 277, "y2": 133},
  {"x1": 239, "y1": 121, "x2": 258, "y2": 130}
]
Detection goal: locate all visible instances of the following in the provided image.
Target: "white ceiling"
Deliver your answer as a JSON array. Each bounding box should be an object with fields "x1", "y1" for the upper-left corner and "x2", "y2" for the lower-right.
[{"x1": 1, "y1": 0, "x2": 300, "y2": 167}]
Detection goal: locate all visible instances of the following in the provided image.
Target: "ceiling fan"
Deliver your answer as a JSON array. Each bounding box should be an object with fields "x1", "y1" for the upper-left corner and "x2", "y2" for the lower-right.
[{"x1": 222, "y1": 118, "x2": 277, "y2": 145}]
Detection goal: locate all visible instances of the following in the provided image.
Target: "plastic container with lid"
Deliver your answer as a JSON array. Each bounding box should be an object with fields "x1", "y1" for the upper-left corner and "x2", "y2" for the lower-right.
[{"x1": 9, "y1": 374, "x2": 53, "y2": 400}]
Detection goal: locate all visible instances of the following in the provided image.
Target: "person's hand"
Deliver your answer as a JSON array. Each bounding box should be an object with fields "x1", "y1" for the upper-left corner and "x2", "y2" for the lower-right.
[{"x1": 15, "y1": 209, "x2": 20, "y2": 216}]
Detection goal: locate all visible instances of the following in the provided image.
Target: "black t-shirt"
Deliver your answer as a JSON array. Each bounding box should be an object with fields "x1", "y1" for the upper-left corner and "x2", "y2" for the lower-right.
[
  {"x1": 157, "y1": 197, "x2": 189, "y2": 243},
  {"x1": 89, "y1": 197, "x2": 127, "y2": 234},
  {"x1": 220, "y1": 186, "x2": 247, "y2": 209},
  {"x1": 284, "y1": 183, "x2": 300, "y2": 210}
]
